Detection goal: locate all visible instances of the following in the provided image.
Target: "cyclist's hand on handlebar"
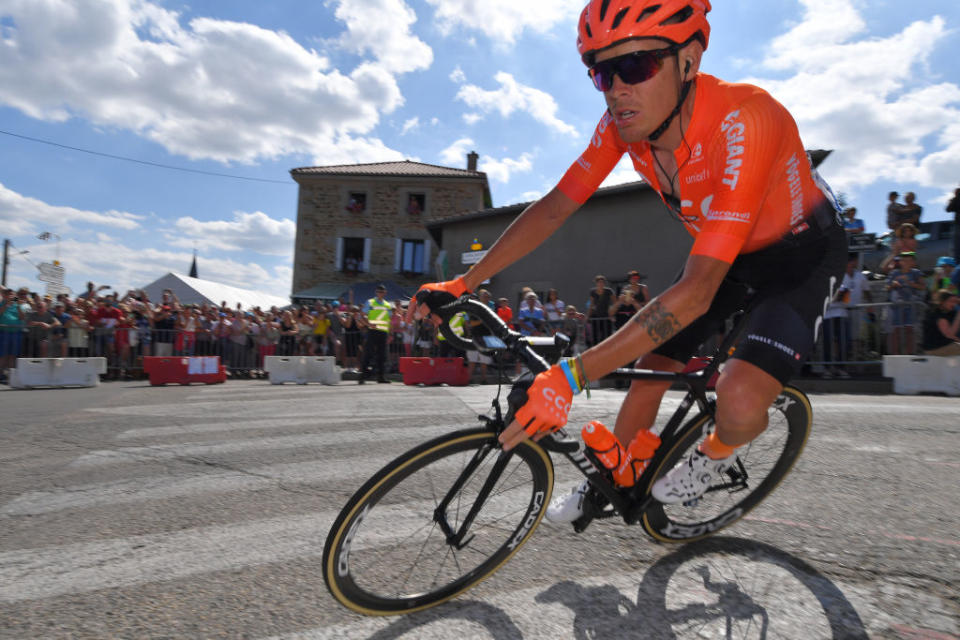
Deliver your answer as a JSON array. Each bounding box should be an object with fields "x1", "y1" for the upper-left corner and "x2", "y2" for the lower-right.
[
  {"x1": 407, "y1": 277, "x2": 469, "y2": 324},
  {"x1": 499, "y1": 366, "x2": 574, "y2": 451}
]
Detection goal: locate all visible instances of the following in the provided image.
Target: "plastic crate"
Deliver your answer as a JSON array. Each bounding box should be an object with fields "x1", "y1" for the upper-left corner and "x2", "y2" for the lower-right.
[{"x1": 399, "y1": 357, "x2": 471, "y2": 386}]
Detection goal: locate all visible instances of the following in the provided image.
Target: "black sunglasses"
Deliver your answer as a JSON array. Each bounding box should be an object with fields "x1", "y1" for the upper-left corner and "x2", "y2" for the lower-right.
[{"x1": 588, "y1": 45, "x2": 680, "y2": 92}]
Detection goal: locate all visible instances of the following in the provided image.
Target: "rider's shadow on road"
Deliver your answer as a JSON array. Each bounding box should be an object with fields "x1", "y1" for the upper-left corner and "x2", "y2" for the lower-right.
[
  {"x1": 537, "y1": 535, "x2": 869, "y2": 640},
  {"x1": 365, "y1": 599, "x2": 524, "y2": 640}
]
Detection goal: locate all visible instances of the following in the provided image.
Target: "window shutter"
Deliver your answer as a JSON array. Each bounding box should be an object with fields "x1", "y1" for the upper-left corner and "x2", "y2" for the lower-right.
[
  {"x1": 362, "y1": 238, "x2": 372, "y2": 273},
  {"x1": 335, "y1": 237, "x2": 343, "y2": 271},
  {"x1": 394, "y1": 238, "x2": 402, "y2": 272}
]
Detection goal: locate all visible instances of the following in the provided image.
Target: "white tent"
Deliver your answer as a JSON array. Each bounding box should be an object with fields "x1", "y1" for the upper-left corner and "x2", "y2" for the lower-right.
[{"x1": 141, "y1": 273, "x2": 290, "y2": 310}]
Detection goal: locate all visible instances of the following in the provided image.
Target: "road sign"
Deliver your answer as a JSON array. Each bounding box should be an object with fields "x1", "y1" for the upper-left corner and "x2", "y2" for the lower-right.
[{"x1": 847, "y1": 233, "x2": 876, "y2": 252}]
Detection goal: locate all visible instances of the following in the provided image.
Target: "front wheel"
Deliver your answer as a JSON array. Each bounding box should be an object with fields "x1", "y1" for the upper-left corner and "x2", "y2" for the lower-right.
[
  {"x1": 323, "y1": 428, "x2": 553, "y2": 615},
  {"x1": 641, "y1": 386, "x2": 813, "y2": 542}
]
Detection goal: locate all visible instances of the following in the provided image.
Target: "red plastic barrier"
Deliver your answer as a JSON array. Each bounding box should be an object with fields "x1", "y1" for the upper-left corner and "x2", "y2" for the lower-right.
[
  {"x1": 681, "y1": 356, "x2": 719, "y2": 389},
  {"x1": 142, "y1": 356, "x2": 227, "y2": 386},
  {"x1": 399, "y1": 357, "x2": 470, "y2": 386}
]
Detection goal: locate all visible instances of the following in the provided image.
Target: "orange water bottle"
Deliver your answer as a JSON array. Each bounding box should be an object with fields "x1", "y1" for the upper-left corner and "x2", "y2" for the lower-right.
[
  {"x1": 613, "y1": 430, "x2": 662, "y2": 487},
  {"x1": 580, "y1": 421, "x2": 624, "y2": 470}
]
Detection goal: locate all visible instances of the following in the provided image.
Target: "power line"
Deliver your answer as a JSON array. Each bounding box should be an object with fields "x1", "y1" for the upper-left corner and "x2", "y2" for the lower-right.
[{"x1": 0, "y1": 129, "x2": 294, "y2": 185}]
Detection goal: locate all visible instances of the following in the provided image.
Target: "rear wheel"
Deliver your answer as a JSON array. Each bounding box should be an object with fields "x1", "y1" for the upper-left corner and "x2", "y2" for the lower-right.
[
  {"x1": 641, "y1": 386, "x2": 812, "y2": 542},
  {"x1": 323, "y1": 428, "x2": 553, "y2": 615}
]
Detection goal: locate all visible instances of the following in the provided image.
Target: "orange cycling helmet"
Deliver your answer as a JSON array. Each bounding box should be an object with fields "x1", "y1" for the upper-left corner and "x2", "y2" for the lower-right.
[{"x1": 577, "y1": 0, "x2": 711, "y2": 65}]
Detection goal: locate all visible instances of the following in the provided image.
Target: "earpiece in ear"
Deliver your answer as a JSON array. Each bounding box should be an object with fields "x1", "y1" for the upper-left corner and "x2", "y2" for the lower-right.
[{"x1": 684, "y1": 60, "x2": 691, "y2": 76}]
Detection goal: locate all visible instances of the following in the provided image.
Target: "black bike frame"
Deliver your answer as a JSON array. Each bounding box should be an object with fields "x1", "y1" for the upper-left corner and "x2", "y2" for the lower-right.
[{"x1": 426, "y1": 295, "x2": 755, "y2": 535}]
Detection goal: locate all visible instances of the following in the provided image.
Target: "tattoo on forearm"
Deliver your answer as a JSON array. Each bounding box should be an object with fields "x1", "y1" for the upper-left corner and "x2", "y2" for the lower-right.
[{"x1": 632, "y1": 299, "x2": 682, "y2": 345}]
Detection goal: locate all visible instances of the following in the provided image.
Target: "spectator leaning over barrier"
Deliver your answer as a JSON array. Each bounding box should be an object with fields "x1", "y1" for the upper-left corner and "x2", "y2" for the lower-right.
[
  {"x1": 887, "y1": 251, "x2": 925, "y2": 355},
  {"x1": 930, "y1": 257, "x2": 958, "y2": 296},
  {"x1": 822, "y1": 254, "x2": 870, "y2": 378},
  {"x1": 1, "y1": 287, "x2": 27, "y2": 381},
  {"x1": 26, "y1": 298, "x2": 59, "y2": 358},
  {"x1": 65, "y1": 303, "x2": 91, "y2": 358},
  {"x1": 921, "y1": 289, "x2": 960, "y2": 357},
  {"x1": 51, "y1": 301, "x2": 70, "y2": 357}
]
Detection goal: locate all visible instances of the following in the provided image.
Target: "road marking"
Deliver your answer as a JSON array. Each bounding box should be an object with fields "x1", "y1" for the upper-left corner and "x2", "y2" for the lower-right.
[{"x1": 69, "y1": 424, "x2": 459, "y2": 468}]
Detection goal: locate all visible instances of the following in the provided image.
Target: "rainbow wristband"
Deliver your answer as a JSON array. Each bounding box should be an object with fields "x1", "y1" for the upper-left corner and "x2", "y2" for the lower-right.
[{"x1": 559, "y1": 359, "x2": 582, "y2": 396}]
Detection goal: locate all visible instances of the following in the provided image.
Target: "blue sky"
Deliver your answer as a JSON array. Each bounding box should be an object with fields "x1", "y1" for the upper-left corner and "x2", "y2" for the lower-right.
[{"x1": 1, "y1": 0, "x2": 958, "y2": 297}]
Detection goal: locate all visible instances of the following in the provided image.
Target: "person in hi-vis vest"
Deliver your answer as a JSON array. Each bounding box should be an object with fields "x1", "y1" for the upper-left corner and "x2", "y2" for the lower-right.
[{"x1": 359, "y1": 284, "x2": 392, "y2": 384}]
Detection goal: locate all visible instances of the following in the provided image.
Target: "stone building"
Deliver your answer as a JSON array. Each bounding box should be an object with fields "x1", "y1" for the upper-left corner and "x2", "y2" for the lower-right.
[{"x1": 290, "y1": 153, "x2": 490, "y2": 302}]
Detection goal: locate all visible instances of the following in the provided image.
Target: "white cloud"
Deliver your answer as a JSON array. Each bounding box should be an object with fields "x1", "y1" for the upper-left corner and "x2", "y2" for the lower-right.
[
  {"x1": 462, "y1": 113, "x2": 483, "y2": 125},
  {"x1": 0, "y1": 0, "x2": 424, "y2": 164},
  {"x1": 400, "y1": 117, "x2": 420, "y2": 135},
  {"x1": 741, "y1": 1, "x2": 960, "y2": 196},
  {"x1": 0, "y1": 182, "x2": 143, "y2": 236},
  {"x1": 599, "y1": 157, "x2": 644, "y2": 190},
  {"x1": 439, "y1": 137, "x2": 475, "y2": 166},
  {"x1": 172, "y1": 211, "x2": 296, "y2": 257},
  {"x1": 480, "y1": 153, "x2": 534, "y2": 184},
  {"x1": 425, "y1": 0, "x2": 583, "y2": 45},
  {"x1": 455, "y1": 72, "x2": 578, "y2": 136},
  {"x1": 449, "y1": 66, "x2": 466, "y2": 84},
  {"x1": 330, "y1": 0, "x2": 432, "y2": 74}
]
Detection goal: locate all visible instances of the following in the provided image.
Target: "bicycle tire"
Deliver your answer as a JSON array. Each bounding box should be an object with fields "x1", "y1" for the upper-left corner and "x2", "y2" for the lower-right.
[
  {"x1": 323, "y1": 428, "x2": 553, "y2": 615},
  {"x1": 640, "y1": 386, "x2": 812, "y2": 543}
]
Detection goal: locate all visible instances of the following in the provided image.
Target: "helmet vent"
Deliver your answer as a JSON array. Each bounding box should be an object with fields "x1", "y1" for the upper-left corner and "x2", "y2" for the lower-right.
[
  {"x1": 585, "y1": 22, "x2": 593, "y2": 38},
  {"x1": 611, "y1": 8, "x2": 630, "y2": 30},
  {"x1": 599, "y1": 0, "x2": 612, "y2": 21},
  {"x1": 660, "y1": 6, "x2": 693, "y2": 27},
  {"x1": 636, "y1": 5, "x2": 661, "y2": 23}
]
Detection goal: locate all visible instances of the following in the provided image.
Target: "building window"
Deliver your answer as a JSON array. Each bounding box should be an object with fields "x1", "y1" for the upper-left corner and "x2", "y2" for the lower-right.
[
  {"x1": 337, "y1": 237, "x2": 369, "y2": 273},
  {"x1": 346, "y1": 192, "x2": 366, "y2": 214},
  {"x1": 406, "y1": 193, "x2": 425, "y2": 216},
  {"x1": 396, "y1": 239, "x2": 426, "y2": 274}
]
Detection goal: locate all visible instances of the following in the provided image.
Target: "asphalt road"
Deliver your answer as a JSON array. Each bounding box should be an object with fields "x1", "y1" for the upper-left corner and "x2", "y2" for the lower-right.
[{"x1": 0, "y1": 379, "x2": 957, "y2": 639}]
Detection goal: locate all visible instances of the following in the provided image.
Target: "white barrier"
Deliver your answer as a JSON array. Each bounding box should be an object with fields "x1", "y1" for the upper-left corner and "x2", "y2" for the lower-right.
[
  {"x1": 882, "y1": 355, "x2": 960, "y2": 396},
  {"x1": 263, "y1": 356, "x2": 341, "y2": 385},
  {"x1": 7, "y1": 358, "x2": 107, "y2": 389}
]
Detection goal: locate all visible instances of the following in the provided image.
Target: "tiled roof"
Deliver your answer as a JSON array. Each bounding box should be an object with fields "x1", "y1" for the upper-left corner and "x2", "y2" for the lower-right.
[
  {"x1": 291, "y1": 160, "x2": 485, "y2": 179},
  {"x1": 426, "y1": 180, "x2": 652, "y2": 227}
]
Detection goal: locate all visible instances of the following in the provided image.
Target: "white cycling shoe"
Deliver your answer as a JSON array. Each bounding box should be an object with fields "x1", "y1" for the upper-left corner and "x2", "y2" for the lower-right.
[
  {"x1": 545, "y1": 480, "x2": 590, "y2": 523},
  {"x1": 651, "y1": 449, "x2": 737, "y2": 504}
]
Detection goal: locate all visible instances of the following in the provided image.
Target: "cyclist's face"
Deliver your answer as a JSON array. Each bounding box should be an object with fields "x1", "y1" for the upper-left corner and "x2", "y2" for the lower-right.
[{"x1": 596, "y1": 39, "x2": 683, "y2": 144}]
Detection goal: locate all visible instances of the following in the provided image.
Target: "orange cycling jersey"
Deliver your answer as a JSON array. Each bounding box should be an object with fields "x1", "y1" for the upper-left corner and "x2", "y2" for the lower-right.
[{"x1": 557, "y1": 73, "x2": 839, "y2": 264}]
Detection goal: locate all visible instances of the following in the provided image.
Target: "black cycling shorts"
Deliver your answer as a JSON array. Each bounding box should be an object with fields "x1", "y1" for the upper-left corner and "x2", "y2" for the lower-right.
[{"x1": 653, "y1": 205, "x2": 848, "y2": 385}]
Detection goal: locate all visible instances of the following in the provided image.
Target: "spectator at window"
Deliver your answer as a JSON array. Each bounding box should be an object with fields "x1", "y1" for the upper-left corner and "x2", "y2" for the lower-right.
[
  {"x1": 586, "y1": 274, "x2": 615, "y2": 346},
  {"x1": 543, "y1": 288, "x2": 566, "y2": 333},
  {"x1": 407, "y1": 194, "x2": 422, "y2": 215},
  {"x1": 842, "y1": 207, "x2": 865, "y2": 234},
  {"x1": 921, "y1": 289, "x2": 960, "y2": 356},
  {"x1": 886, "y1": 251, "x2": 925, "y2": 355}
]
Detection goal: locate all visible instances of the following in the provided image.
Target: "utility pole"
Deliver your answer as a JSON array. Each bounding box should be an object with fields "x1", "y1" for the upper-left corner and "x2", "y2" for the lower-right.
[{"x1": 2, "y1": 238, "x2": 9, "y2": 288}]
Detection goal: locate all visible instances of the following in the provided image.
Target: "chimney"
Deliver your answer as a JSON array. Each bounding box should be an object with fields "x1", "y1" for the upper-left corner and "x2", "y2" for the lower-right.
[{"x1": 467, "y1": 151, "x2": 479, "y2": 172}]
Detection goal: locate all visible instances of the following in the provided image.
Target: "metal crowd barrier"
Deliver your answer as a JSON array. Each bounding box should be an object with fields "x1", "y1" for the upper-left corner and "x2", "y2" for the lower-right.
[
  {"x1": 1, "y1": 325, "x2": 344, "y2": 378},
  {"x1": 808, "y1": 301, "x2": 928, "y2": 371},
  {"x1": 0, "y1": 300, "x2": 935, "y2": 380}
]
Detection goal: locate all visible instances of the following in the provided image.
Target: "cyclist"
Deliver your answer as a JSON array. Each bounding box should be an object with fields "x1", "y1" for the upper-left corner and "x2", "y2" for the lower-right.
[{"x1": 411, "y1": 0, "x2": 846, "y2": 520}]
